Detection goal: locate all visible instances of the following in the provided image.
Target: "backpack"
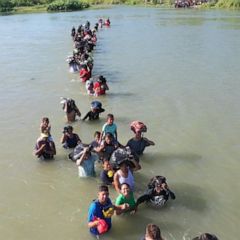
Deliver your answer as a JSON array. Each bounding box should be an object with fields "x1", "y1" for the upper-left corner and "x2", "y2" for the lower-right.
[
  {"x1": 110, "y1": 147, "x2": 135, "y2": 170},
  {"x1": 68, "y1": 144, "x2": 85, "y2": 161},
  {"x1": 130, "y1": 121, "x2": 147, "y2": 134}
]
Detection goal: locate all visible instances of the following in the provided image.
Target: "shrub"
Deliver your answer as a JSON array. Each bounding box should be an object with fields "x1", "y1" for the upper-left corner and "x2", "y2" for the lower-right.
[
  {"x1": 47, "y1": 0, "x2": 89, "y2": 11},
  {"x1": 0, "y1": 0, "x2": 14, "y2": 12},
  {"x1": 216, "y1": 0, "x2": 240, "y2": 8}
]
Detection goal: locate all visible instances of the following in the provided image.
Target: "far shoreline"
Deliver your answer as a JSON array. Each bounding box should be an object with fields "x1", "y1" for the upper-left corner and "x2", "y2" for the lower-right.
[{"x1": 0, "y1": 3, "x2": 223, "y2": 16}]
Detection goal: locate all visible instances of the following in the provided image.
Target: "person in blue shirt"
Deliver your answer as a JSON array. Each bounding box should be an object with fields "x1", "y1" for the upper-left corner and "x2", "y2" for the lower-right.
[
  {"x1": 87, "y1": 185, "x2": 124, "y2": 238},
  {"x1": 101, "y1": 114, "x2": 118, "y2": 141}
]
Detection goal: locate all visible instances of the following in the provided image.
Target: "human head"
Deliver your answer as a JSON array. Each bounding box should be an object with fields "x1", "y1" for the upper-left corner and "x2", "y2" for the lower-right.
[
  {"x1": 103, "y1": 159, "x2": 112, "y2": 171},
  {"x1": 120, "y1": 183, "x2": 130, "y2": 197},
  {"x1": 192, "y1": 233, "x2": 219, "y2": 240},
  {"x1": 145, "y1": 224, "x2": 163, "y2": 240},
  {"x1": 105, "y1": 132, "x2": 113, "y2": 144},
  {"x1": 42, "y1": 117, "x2": 49, "y2": 124},
  {"x1": 119, "y1": 160, "x2": 128, "y2": 173},
  {"x1": 94, "y1": 131, "x2": 101, "y2": 140},
  {"x1": 98, "y1": 184, "x2": 109, "y2": 204},
  {"x1": 107, "y1": 114, "x2": 114, "y2": 125},
  {"x1": 154, "y1": 176, "x2": 167, "y2": 192},
  {"x1": 67, "y1": 125, "x2": 73, "y2": 133}
]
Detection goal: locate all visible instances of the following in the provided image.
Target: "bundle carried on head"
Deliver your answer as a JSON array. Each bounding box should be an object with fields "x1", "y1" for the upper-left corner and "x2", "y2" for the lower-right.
[
  {"x1": 130, "y1": 121, "x2": 147, "y2": 134},
  {"x1": 110, "y1": 147, "x2": 134, "y2": 170}
]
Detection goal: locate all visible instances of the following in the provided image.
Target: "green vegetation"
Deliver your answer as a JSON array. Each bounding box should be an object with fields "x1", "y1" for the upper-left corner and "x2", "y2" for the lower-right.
[
  {"x1": 216, "y1": 0, "x2": 240, "y2": 8},
  {"x1": 0, "y1": 0, "x2": 90, "y2": 13},
  {"x1": 47, "y1": 0, "x2": 89, "y2": 11},
  {"x1": 0, "y1": 0, "x2": 14, "y2": 12},
  {"x1": 1, "y1": 0, "x2": 240, "y2": 13}
]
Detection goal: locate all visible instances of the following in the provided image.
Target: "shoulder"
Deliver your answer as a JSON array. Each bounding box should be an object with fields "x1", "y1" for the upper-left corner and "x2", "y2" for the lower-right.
[
  {"x1": 102, "y1": 123, "x2": 108, "y2": 129},
  {"x1": 115, "y1": 194, "x2": 124, "y2": 205},
  {"x1": 89, "y1": 200, "x2": 98, "y2": 211},
  {"x1": 127, "y1": 138, "x2": 135, "y2": 144}
]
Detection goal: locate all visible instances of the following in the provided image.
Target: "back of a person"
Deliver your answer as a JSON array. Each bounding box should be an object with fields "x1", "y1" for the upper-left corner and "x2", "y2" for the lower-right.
[{"x1": 127, "y1": 137, "x2": 147, "y2": 155}]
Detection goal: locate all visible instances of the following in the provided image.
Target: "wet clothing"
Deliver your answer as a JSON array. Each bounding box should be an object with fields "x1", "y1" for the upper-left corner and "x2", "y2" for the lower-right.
[
  {"x1": 82, "y1": 108, "x2": 105, "y2": 121},
  {"x1": 136, "y1": 187, "x2": 175, "y2": 207},
  {"x1": 88, "y1": 198, "x2": 113, "y2": 236},
  {"x1": 78, "y1": 154, "x2": 97, "y2": 177},
  {"x1": 115, "y1": 191, "x2": 136, "y2": 210},
  {"x1": 100, "y1": 170, "x2": 114, "y2": 185},
  {"x1": 35, "y1": 139, "x2": 55, "y2": 159},
  {"x1": 127, "y1": 137, "x2": 151, "y2": 156},
  {"x1": 63, "y1": 133, "x2": 80, "y2": 148},
  {"x1": 79, "y1": 68, "x2": 90, "y2": 82},
  {"x1": 116, "y1": 168, "x2": 134, "y2": 191},
  {"x1": 102, "y1": 123, "x2": 117, "y2": 139},
  {"x1": 99, "y1": 139, "x2": 119, "y2": 160},
  {"x1": 93, "y1": 81, "x2": 107, "y2": 96}
]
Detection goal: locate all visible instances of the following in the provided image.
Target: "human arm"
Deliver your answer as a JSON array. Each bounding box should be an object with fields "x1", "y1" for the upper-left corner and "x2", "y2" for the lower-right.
[
  {"x1": 34, "y1": 143, "x2": 46, "y2": 157},
  {"x1": 104, "y1": 83, "x2": 109, "y2": 91},
  {"x1": 115, "y1": 192, "x2": 136, "y2": 215},
  {"x1": 136, "y1": 193, "x2": 151, "y2": 206},
  {"x1": 74, "y1": 105, "x2": 81, "y2": 117},
  {"x1": 94, "y1": 141, "x2": 105, "y2": 153},
  {"x1": 129, "y1": 158, "x2": 141, "y2": 172},
  {"x1": 60, "y1": 133, "x2": 68, "y2": 144},
  {"x1": 76, "y1": 149, "x2": 87, "y2": 166},
  {"x1": 74, "y1": 134, "x2": 81, "y2": 144},
  {"x1": 113, "y1": 172, "x2": 121, "y2": 194},
  {"x1": 87, "y1": 202, "x2": 99, "y2": 229},
  {"x1": 143, "y1": 137, "x2": 155, "y2": 146},
  {"x1": 82, "y1": 111, "x2": 90, "y2": 121},
  {"x1": 88, "y1": 219, "x2": 99, "y2": 228}
]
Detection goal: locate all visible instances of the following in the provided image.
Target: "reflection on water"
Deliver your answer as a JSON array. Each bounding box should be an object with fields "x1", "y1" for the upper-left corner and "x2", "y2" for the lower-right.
[{"x1": 0, "y1": 6, "x2": 240, "y2": 240}]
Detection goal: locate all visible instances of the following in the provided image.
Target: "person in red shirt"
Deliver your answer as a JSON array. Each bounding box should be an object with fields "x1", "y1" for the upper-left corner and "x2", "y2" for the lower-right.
[
  {"x1": 79, "y1": 65, "x2": 91, "y2": 82},
  {"x1": 93, "y1": 76, "x2": 109, "y2": 96}
]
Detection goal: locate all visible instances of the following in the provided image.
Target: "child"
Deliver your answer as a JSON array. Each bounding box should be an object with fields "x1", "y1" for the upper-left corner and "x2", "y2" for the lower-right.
[
  {"x1": 101, "y1": 114, "x2": 117, "y2": 141},
  {"x1": 90, "y1": 131, "x2": 101, "y2": 150},
  {"x1": 100, "y1": 159, "x2": 115, "y2": 186},
  {"x1": 40, "y1": 117, "x2": 53, "y2": 141}
]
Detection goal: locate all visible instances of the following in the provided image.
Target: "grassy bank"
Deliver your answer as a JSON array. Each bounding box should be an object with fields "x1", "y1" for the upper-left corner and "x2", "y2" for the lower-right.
[{"x1": 1, "y1": 0, "x2": 240, "y2": 14}]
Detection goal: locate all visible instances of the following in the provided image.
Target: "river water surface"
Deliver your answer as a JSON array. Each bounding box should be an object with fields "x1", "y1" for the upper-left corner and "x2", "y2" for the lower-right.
[{"x1": 0, "y1": 6, "x2": 240, "y2": 240}]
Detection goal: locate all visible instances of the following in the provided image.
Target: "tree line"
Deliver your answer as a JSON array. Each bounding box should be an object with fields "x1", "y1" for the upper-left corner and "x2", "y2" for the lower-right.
[
  {"x1": 0, "y1": 0, "x2": 240, "y2": 13},
  {"x1": 0, "y1": 0, "x2": 89, "y2": 12}
]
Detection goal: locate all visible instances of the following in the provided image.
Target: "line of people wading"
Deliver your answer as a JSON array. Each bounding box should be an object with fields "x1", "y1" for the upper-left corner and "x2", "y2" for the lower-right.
[{"x1": 33, "y1": 19, "x2": 219, "y2": 240}]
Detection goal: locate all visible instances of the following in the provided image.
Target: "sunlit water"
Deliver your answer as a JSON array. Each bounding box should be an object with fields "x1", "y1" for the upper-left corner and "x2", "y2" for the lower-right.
[{"x1": 0, "y1": 6, "x2": 240, "y2": 240}]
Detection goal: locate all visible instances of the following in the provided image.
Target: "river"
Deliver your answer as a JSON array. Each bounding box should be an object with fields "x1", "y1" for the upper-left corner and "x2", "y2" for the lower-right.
[{"x1": 0, "y1": 6, "x2": 240, "y2": 240}]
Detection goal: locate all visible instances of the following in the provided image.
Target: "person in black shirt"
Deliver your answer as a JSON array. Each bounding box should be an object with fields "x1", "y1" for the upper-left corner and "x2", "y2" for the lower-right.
[
  {"x1": 100, "y1": 159, "x2": 114, "y2": 185},
  {"x1": 61, "y1": 126, "x2": 81, "y2": 149},
  {"x1": 82, "y1": 101, "x2": 105, "y2": 121},
  {"x1": 137, "y1": 176, "x2": 175, "y2": 207},
  {"x1": 192, "y1": 233, "x2": 219, "y2": 240}
]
